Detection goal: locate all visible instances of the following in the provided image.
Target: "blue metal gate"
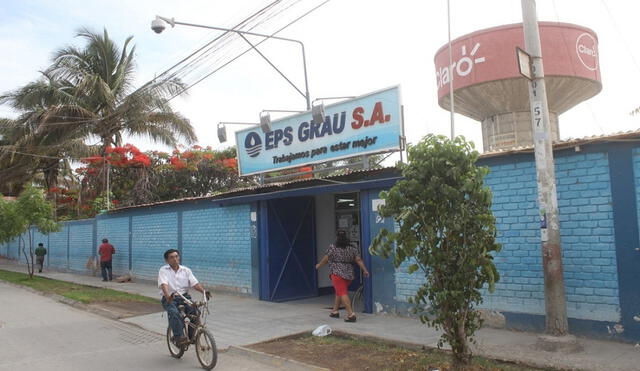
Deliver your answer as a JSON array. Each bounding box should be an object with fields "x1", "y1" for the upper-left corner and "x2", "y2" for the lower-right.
[{"x1": 262, "y1": 197, "x2": 317, "y2": 302}]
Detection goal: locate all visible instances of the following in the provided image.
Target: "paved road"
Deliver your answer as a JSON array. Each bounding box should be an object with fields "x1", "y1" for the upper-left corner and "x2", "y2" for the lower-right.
[{"x1": 0, "y1": 282, "x2": 281, "y2": 371}]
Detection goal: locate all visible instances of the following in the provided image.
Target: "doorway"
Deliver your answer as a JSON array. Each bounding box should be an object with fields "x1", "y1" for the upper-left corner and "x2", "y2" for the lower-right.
[
  {"x1": 315, "y1": 192, "x2": 364, "y2": 299},
  {"x1": 260, "y1": 196, "x2": 318, "y2": 302}
]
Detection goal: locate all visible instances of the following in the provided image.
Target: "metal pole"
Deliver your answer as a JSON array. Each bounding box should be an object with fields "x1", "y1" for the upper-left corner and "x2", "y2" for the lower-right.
[
  {"x1": 447, "y1": 0, "x2": 455, "y2": 139},
  {"x1": 300, "y1": 42, "x2": 311, "y2": 110},
  {"x1": 521, "y1": 0, "x2": 568, "y2": 336},
  {"x1": 167, "y1": 18, "x2": 311, "y2": 110},
  {"x1": 105, "y1": 159, "x2": 110, "y2": 210}
]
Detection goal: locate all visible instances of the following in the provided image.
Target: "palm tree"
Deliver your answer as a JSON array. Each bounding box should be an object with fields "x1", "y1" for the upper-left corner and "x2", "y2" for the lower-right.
[
  {"x1": 45, "y1": 27, "x2": 197, "y2": 151},
  {"x1": 1, "y1": 27, "x2": 196, "y2": 197},
  {"x1": 0, "y1": 73, "x2": 95, "y2": 197}
]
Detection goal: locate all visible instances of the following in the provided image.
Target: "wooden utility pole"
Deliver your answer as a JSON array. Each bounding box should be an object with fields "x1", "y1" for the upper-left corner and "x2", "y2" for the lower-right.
[{"x1": 520, "y1": 0, "x2": 569, "y2": 335}]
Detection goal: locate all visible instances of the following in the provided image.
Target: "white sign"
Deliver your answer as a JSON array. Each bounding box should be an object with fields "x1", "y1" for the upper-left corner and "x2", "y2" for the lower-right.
[
  {"x1": 235, "y1": 86, "x2": 402, "y2": 176},
  {"x1": 371, "y1": 198, "x2": 386, "y2": 212}
]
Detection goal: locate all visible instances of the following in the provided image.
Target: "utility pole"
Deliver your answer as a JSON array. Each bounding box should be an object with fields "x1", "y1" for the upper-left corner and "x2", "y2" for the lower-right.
[
  {"x1": 447, "y1": 0, "x2": 455, "y2": 139},
  {"x1": 521, "y1": 0, "x2": 568, "y2": 335}
]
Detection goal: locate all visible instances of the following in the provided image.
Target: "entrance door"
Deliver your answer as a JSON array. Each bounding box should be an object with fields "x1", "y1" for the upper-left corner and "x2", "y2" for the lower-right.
[
  {"x1": 335, "y1": 192, "x2": 361, "y2": 291},
  {"x1": 265, "y1": 196, "x2": 317, "y2": 302}
]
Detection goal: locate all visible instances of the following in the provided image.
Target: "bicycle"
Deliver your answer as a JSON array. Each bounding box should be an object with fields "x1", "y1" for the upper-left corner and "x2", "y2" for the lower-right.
[
  {"x1": 351, "y1": 283, "x2": 364, "y2": 313},
  {"x1": 351, "y1": 267, "x2": 365, "y2": 313},
  {"x1": 166, "y1": 291, "x2": 217, "y2": 370}
]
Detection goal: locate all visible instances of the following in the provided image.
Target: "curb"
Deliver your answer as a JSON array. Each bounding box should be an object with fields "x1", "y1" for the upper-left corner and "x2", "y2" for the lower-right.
[
  {"x1": 335, "y1": 331, "x2": 576, "y2": 371},
  {"x1": 227, "y1": 345, "x2": 329, "y2": 371},
  {"x1": 0, "y1": 279, "x2": 128, "y2": 320},
  {"x1": 244, "y1": 329, "x2": 565, "y2": 371}
]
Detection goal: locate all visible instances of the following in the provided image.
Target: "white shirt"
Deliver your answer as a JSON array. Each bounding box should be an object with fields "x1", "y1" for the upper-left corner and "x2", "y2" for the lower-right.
[{"x1": 158, "y1": 264, "x2": 199, "y2": 297}]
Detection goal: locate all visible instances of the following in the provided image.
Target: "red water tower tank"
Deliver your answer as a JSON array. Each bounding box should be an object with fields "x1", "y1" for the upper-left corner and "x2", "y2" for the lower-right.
[{"x1": 434, "y1": 22, "x2": 601, "y2": 151}]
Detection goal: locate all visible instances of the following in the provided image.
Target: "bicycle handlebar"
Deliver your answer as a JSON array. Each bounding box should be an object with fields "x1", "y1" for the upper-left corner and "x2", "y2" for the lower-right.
[{"x1": 170, "y1": 291, "x2": 209, "y2": 306}]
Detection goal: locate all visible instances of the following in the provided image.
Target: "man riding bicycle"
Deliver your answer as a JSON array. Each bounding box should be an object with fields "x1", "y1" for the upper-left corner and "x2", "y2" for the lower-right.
[{"x1": 158, "y1": 249, "x2": 207, "y2": 346}]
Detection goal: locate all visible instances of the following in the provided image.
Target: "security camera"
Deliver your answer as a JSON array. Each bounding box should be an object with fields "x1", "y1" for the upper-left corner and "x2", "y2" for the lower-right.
[{"x1": 151, "y1": 18, "x2": 166, "y2": 34}]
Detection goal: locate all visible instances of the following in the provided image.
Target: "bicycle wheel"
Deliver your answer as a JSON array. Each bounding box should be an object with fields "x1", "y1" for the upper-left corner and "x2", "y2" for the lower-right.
[
  {"x1": 166, "y1": 326, "x2": 185, "y2": 358},
  {"x1": 352, "y1": 285, "x2": 364, "y2": 313},
  {"x1": 195, "y1": 328, "x2": 218, "y2": 370}
]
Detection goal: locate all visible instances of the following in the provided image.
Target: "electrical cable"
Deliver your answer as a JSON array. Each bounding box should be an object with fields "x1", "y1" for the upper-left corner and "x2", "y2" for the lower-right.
[
  {"x1": 0, "y1": 0, "x2": 327, "y2": 160},
  {"x1": 0, "y1": 0, "x2": 307, "y2": 129},
  {"x1": 0, "y1": 1, "x2": 293, "y2": 129},
  {"x1": 167, "y1": 0, "x2": 330, "y2": 101},
  {"x1": 551, "y1": 0, "x2": 605, "y2": 135}
]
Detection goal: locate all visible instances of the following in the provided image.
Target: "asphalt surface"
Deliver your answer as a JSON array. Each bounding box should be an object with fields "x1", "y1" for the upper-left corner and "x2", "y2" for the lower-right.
[{"x1": 0, "y1": 282, "x2": 281, "y2": 371}]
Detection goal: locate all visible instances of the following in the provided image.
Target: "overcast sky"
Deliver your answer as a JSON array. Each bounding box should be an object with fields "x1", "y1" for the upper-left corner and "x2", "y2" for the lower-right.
[{"x1": 1, "y1": 0, "x2": 639, "y2": 157}]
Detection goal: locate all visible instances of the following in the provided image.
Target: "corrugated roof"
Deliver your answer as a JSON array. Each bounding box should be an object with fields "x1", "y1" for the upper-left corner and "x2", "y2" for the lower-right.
[
  {"x1": 480, "y1": 129, "x2": 640, "y2": 158},
  {"x1": 110, "y1": 166, "x2": 400, "y2": 212}
]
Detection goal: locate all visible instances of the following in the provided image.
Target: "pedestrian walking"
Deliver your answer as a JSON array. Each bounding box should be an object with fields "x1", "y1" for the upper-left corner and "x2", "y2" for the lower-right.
[
  {"x1": 35, "y1": 243, "x2": 47, "y2": 273},
  {"x1": 315, "y1": 229, "x2": 369, "y2": 322},
  {"x1": 98, "y1": 238, "x2": 115, "y2": 281}
]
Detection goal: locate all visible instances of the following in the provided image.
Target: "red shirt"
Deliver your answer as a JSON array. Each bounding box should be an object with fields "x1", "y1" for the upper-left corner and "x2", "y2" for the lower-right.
[{"x1": 98, "y1": 243, "x2": 115, "y2": 262}]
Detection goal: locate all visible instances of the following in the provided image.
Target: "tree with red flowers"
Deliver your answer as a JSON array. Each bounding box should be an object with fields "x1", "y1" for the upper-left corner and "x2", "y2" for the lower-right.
[{"x1": 69, "y1": 144, "x2": 246, "y2": 214}]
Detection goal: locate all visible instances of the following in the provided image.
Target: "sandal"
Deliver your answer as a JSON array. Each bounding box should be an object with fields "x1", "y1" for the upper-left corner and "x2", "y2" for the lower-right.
[
  {"x1": 329, "y1": 311, "x2": 340, "y2": 318},
  {"x1": 344, "y1": 314, "x2": 357, "y2": 322}
]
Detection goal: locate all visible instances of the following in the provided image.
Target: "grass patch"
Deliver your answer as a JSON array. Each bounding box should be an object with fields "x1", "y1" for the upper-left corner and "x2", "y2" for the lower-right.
[
  {"x1": 250, "y1": 333, "x2": 555, "y2": 371},
  {"x1": 0, "y1": 269, "x2": 156, "y2": 304}
]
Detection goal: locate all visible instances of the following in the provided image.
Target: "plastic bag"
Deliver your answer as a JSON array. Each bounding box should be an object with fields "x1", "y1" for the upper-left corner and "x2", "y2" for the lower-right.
[{"x1": 312, "y1": 324, "x2": 332, "y2": 337}]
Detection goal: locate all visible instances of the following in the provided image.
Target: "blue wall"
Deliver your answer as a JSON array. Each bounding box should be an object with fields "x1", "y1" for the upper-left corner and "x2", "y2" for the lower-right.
[
  {"x1": 479, "y1": 152, "x2": 620, "y2": 322},
  {"x1": 131, "y1": 212, "x2": 178, "y2": 281},
  {"x1": 182, "y1": 205, "x2": 252, "y2": 294},
  {"x1": 48, "y1": 227, "x2": 69, "y2": 270},
  {"x1": 96, "y1": 216, "x2": 130, "y2": 275},
  {"x1": 68, "y1": 221, "x2": 94, "y2": 272},
  {"x1": 1, "y1": 202, "x2": 255, "y2": 295},
  {"x1": 373, "y1": 144, "x2": 637, "y2": 340}
]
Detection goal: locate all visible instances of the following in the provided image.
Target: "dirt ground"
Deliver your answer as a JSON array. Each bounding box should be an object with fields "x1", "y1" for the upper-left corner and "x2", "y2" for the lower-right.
[
  {"x1": 249, "y1": 333, "x2": 550, "y2": 371},
  {"x1": 88, "y1": 300, "x2": 162, "y2": 318}
]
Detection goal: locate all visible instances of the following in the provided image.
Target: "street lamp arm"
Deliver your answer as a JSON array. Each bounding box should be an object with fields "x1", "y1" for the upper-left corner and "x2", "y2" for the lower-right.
[
  {"x1": 237, "y1": 33, "x2": 307, "y2": 101},
  {"x1": 157, "y1": 16, "x2": 304, "y2": 46},
  {"x1": 219, "y1": 122, "x2": 259, "y2": 126},
  {"x1": 154, "y1": 15, "x2": 311, "y2": 110}
]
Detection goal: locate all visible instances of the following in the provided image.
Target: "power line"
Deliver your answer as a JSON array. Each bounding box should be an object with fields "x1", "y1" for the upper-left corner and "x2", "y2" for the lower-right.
[
  {"x1": 599, "y1": 0, "x2": 640, "y2": 75},
  {"x1": 0, "y1": 148, "x2": 86, "y2": 161},
  {"x1": 158, "y1": 0, "x2": 296, "y2": 86},
  {"x1": 168, "y1": 0, "x2": 331, "y2": 101},
  {"x1": 160, "y1": 0, "x2": 306, "y2": 91},
  {"x1": 0, "y1": 0, "x2": 314, "y2": 129},
  {"x1": 551, "y1": 0, "x2": 604, "y2": 135}
]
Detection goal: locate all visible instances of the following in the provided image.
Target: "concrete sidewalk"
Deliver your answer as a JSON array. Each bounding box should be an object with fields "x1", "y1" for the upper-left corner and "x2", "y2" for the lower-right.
[{"x1": 2, "y1": 259, "x2": 639, "y2": 370}]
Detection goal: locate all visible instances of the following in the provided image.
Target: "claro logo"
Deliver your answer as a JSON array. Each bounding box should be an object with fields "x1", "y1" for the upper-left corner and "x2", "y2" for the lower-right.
[
  {"x1": 436, "y1": 42, "x2": 486, "y2": 89},
  {"x1": 576, "y1": 33, "x2": 598, "y2": 71},
  {"x1": 244, "y1": 132, "x2": 262, "y2": 158}
]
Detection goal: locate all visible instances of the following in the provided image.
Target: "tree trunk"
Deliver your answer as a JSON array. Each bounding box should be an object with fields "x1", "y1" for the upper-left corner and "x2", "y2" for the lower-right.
[
  {"x1": 42, "y1": 159, "x2": 60, "y2": 220},
  {"x1": 20, "y1": 235, "x2": 34, "y2": 279},
  {"x1": 452, "y1": 319, "x2": 471, "y2": 370}
]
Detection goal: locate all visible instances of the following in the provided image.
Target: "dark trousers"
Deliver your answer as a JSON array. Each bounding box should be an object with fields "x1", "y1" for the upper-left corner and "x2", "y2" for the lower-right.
[
  {"x1": 36, "y1": 257, "x2": 45, "y2": 272},
  {"x1": 161, "y1": 294, "x2": 197, "y2": 339},
  {"x1": 100, "y1": 260, "x2": 113, "y2": 281}
]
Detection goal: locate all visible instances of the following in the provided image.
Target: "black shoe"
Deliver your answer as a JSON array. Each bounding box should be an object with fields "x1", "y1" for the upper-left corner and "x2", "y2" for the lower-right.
[
  {"x1": 102, "y1": 279, "x2": 108, "y2": 282},
  {"x1": 175, "y1": 336, "x2": 189, "y2": 346},
  {"x1": 329, "y1": 311, "x2": 340, "y2": 318}
]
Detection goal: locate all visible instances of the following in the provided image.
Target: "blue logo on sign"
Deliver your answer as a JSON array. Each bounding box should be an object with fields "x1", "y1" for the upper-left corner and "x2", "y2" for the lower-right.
[{"x1": 245, "y1": 132, "x2": 262, "y2": 158}]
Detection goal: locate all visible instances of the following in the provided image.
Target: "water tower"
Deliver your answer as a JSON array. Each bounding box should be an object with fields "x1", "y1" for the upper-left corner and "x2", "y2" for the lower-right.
[{"x1": 434, "y1": 22, "x2": 601, "y2": 151}]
